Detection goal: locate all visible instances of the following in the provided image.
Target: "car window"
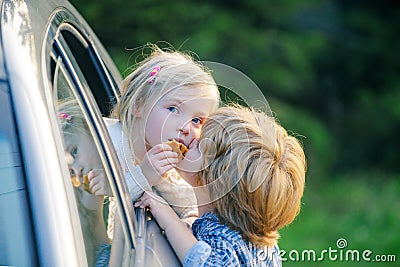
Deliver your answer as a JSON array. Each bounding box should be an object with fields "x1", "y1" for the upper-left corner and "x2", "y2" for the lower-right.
[
  {"x1": 53, "y1": 63, "x2": 112, "y2": 266},
  {"x1": 39, "y1": 7, "x2": 182, "y2": 267},
  {"x1": 45, "y1": 19, "x2": 136, "y2": 266},
  {"x1": 56, "y1": 26, "x2": 118, "y2": 116}
]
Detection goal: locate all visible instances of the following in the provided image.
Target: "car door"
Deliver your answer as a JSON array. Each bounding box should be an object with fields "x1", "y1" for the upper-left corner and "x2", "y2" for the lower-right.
[
  {"x1": 1, "y1": 0, "x2": 182, "y2": 266},
  {"x1": 43, "y1": 6, "x2": 181, "y2": 267},
  {"x1": 46, "y1": 18, "x2": 137, "y2": 267},
  {"x1": 1, "y1": 0, "x2": 137, "y2": 266}
]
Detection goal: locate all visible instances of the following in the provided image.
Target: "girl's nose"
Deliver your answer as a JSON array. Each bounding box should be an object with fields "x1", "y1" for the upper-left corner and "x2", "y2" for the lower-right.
[{"x1": 178, "y1": 121, "x2": 191, "y2": 135}]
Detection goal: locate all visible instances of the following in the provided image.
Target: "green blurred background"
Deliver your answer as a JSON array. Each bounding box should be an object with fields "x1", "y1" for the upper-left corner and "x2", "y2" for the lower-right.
[{"x1": 71, "y1": 0, "x2": 399, "y2": 265}]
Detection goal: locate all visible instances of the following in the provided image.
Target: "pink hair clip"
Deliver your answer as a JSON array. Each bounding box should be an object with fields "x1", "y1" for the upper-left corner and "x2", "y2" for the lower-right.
[
  {"x1": 57, "y1": 112, "x2": 72, "y2": 123},
  {"x1": 148, "y1": 66, "x2": 161, "y2": 85}
]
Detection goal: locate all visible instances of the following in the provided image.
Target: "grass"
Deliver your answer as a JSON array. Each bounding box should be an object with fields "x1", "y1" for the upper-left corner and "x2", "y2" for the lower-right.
[{"x1": 278, "y1": 173, "x2": 400, "y2": 267}]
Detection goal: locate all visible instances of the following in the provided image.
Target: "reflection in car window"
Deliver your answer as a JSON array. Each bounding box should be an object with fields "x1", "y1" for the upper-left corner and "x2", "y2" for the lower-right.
[
  {"x1": 53, "y1": 57, "x2": 74, "y2": 101},
  {"x1": 51, "y1": 54, "x2": 127, "y2": 266}
]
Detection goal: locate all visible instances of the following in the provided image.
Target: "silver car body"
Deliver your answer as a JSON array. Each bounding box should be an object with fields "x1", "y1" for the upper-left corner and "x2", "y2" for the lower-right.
[{"x1": 0, "y1": 0, "x2": 180, "y2": 266}]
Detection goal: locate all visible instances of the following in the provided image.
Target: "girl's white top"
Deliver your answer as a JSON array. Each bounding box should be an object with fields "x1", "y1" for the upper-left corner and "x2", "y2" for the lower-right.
[{"x1": 103, "y1": 118, "x2": 198, "y2": 236}]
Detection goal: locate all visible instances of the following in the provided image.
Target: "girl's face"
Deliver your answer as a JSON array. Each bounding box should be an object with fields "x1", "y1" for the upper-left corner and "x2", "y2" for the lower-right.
[
  {"x1": 64, "y1": 132, "x2": 102, "y2": 178},
  {"x1": 143, "y1": 86, "x2": 218, "y2": 151}
]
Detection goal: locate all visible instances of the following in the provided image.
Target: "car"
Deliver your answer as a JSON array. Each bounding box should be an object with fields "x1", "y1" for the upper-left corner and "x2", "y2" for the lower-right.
[{"x1": 0, "y1": 0, "x2": 180, "y2": 266}]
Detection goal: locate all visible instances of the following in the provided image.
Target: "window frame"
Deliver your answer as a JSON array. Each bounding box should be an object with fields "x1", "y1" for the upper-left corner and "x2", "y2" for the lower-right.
[{"x1": 42, "y1": 7, "x2": 138, "y2": 265}]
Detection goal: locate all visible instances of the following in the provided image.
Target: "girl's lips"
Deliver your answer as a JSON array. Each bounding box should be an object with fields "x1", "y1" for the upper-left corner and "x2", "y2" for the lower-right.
[{"x1": 169, "y1": 138, "x2": 187, "y2": 147}]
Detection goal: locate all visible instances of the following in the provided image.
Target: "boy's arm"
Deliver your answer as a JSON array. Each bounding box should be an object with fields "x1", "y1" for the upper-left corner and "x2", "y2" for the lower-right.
[
  {"x1": 135, "y1": 193, "x2": 241, "y2": 266},
  {"x1": 134, "y1": 191, "x2": 198, "y2": 263},
  {"x1": 163, "y1": 212, "x2": 198, "y2": 262}
]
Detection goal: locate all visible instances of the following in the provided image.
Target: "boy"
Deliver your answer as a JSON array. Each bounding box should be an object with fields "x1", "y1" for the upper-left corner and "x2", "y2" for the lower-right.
[{"x1": 135, "y1": 104, "x2": 306, "y2": 266}]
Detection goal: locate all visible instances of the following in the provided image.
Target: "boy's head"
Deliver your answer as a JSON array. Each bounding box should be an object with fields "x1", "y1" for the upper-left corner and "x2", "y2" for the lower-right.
[{"x1": 198, "y1": 104, "x2": 306, "y2": 247}]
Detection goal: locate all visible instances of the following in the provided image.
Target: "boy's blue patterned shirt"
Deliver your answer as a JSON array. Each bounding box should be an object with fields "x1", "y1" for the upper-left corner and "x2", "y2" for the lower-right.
[{"x1": 183, "y1": 212, "x2": 282, "y2": 267}]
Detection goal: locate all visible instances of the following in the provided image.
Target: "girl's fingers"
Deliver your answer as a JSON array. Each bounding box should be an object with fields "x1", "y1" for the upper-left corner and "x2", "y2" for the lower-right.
[
  {"x1": 135, "y1": 201, "x2": 148, "y2": 209},
  {"x1": 90, "y1": 185, "x2": 98, "y2": 195},
  {"x1": 88, "y1": 169, "x2": 104, "y2": 181},
  {"x1": 146, "y1": 151, "x2": 179, "y2": 176},
  {"x1": 134, "y1": 192, "x2": 150, "y2": 207},
  {"x1": 150, "y1": 160, "x2": 177, "y2": 177},
  {"x1": 148, "y1": 144, "x2": 180, "y2": 160},
  {"x1": 87, "y1": 172, "x2": 94, "y2": 181},
  {"x1": 149, "y1": 143, "x2": 172, "y2": 154},
  {"x1": 89, "y1": 179, "x2": 107, "y2": 195},
  {"x1": 153, "y1": 150, "x2": 178, "y2": 161},
  {"x1": 158, "y1": 165, "x2": 175, "y2": 176},
  {"x1": 157, "y1": 157, "x2": 179, "y2": 167},
  {"x1": 90, "y1": 182, "x2": 101, "y2": 195}
]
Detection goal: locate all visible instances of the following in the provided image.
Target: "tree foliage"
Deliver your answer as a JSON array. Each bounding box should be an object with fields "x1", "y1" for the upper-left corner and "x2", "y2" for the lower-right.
[{"x1": 71, "y1": 0, "x2": 400, "y2": 178}]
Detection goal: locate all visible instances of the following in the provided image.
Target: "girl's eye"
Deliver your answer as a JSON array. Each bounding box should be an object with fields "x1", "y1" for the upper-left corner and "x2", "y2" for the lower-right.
[
  {"x1": 71, "y1": 147, "x2": 78, "y2": 158},
  {"x1": 168, "y1": 106, "x2": 178, "y2": 113},
  {"x1": 192, "y1": 117, "x2": 202, "y2": 124}
]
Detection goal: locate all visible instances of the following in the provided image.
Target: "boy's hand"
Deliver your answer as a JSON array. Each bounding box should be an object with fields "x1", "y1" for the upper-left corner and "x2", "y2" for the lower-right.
[
  {"x1": 135, "y1": 191, "x2": 198, "y2": 263},
  {"x1": 140, "y1": 144, "x2": 179, "y2": 186},
  {"x1": 134, "y1": 191, "x2": 179, "y2": 230},
  {"x1": 88, "y1": 169, "x2": 113, "y2": 196}
]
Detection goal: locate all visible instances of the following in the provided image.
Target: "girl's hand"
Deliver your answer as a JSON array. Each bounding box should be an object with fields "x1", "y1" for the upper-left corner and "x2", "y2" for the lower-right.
[
  {"x1": 88, "y1": 169, "x2": 113, "y2": 196},
  {"x1": 76, "y1": 186, "x2": 103, "y2": 210},
  {"x1": 134, "y1": 191, "x2": 179, "y2": 230},
  {"x1": 140, "y1": 144, "x2": 179, "y2": 186}
]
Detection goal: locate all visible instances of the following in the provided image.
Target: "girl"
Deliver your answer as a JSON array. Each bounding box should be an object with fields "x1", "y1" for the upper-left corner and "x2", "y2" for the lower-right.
[
  {"x1": 105, "y1": 44, "x2": 220, "y2": 231},
  {"x1": 135, "y1": 105, "x2": 306, "y2": 266},
  {"x1": 57, "y1": 99, "x2": 112, "y2": 266}
]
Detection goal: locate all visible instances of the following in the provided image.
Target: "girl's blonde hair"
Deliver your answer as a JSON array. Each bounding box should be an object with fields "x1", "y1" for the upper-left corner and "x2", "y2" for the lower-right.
[
  {"x1": 112, "y1": 44, "x2": 220, "y2": 157},
  {"x1": 198, "y1": 104, "x2": 306, "y2": 247},
  {"x1": 57, "y1": 98, "x2": 89, "y2": 138}
]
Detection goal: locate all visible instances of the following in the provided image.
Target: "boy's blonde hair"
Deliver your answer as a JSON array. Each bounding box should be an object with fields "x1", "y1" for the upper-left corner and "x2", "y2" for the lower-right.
[
  {"x1": 112, "y1": 44, "x2": 220, "y2": 155},
  {"x1": 198, "y1": 105, "x2": 306, "y2": 247}
]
